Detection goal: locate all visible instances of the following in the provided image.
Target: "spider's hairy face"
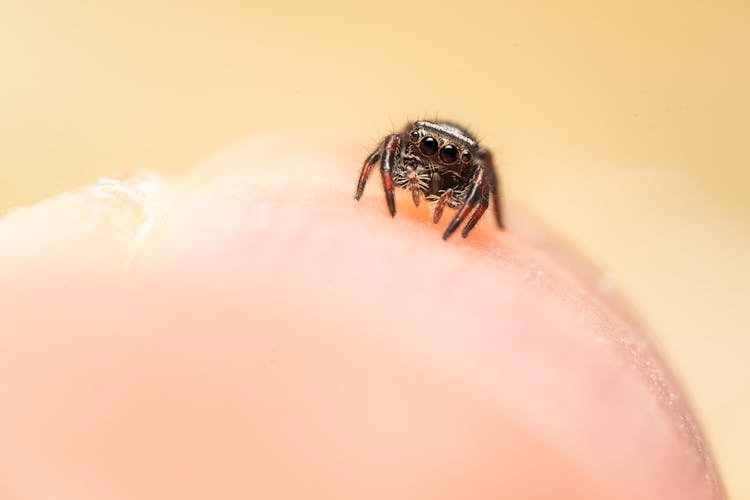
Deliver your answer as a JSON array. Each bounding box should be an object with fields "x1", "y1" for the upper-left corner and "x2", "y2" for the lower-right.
[{"x1": 403, "y1": 121, "x2": 478, "y2": 170}]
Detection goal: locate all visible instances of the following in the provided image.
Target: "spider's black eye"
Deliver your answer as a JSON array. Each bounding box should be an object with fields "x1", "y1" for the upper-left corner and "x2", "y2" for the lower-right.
[
  {"x1": 409, "y1": 129, "x2": 420, "y2": 142},
  {"x1": 461, "y1": 151, "x2": 472, "y2": 164},
  {"x1": 419, "y1": 136, "x2": 438, "y2": 156},
  {"x1": 439, "y1": 144, "x2": 458, "y2": 164}
]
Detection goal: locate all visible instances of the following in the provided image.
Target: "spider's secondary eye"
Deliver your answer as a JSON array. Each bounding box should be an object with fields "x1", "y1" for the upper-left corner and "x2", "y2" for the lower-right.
[
  {"x1": 439, "y1": 144, "x2": 458, "y2": 163},
  {"x1": 409, "y1": 130, "x2": 420, "y2": 142},
  {"x1": 419, "y1": 136, "x2": 438, "y2": 156},
  {"x1": 461, "y1": 151, "x2": 472, "y2": 164}
]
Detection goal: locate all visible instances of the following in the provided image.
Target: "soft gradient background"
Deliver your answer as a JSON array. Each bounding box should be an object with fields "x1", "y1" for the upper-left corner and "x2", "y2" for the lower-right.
[{"x1": 1, "y1": 1, "x2": 748, "y2": 497}]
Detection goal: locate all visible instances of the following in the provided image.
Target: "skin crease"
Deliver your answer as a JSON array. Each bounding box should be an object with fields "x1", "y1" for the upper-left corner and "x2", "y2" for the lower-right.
[{"x1": 0, "y1": 132, "x2": 725, "y2": 499}]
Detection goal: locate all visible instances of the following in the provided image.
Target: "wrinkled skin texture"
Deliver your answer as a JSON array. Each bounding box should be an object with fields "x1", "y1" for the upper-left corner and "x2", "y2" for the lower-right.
[{"x1": 0, "y1": 133, "x2": 725, "y2": 500}]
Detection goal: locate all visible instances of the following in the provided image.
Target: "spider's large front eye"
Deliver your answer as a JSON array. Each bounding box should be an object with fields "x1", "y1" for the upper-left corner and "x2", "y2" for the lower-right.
[
  {"x1": 419, "y1": 136, "x2": 438, "y2": 156},
  {"x1": 439, "y1": 144, "x2": 458, "y2": 164}
]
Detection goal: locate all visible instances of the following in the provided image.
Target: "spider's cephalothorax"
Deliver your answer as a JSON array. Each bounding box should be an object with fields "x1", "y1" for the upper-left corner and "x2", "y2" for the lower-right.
[{"x1": 354, "y1": 120, "x2": 504, "y2": 240}]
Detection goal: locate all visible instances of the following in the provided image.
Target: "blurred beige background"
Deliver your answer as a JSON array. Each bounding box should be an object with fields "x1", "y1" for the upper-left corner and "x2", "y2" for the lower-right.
[{"x1": 1, "y1": 0, "x2": 748, "y2": 496}]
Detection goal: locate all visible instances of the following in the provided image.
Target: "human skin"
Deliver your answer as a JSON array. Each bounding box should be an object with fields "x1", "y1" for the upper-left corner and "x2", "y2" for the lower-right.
[{"x1": 0, "y1": 132, "x2": 725, "y2": 499}]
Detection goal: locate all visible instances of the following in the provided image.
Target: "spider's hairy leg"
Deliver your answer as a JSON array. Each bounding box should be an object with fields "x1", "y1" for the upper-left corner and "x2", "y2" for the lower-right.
[
  {"x1": 461, "y1": 199, "x2": 488, "y2": 238},
  {"x1": 354, "y1": 140, "x2": 385, "y2": 200},
  {"x1": 442, "y1": 168, "x2": 490, "y2": 240},
  {"x1": 380, "y1": 134, "x2": 400, "y2": 217},
  {"x1": 478, "y1": 148, "x2": 504, "y2": 230}
]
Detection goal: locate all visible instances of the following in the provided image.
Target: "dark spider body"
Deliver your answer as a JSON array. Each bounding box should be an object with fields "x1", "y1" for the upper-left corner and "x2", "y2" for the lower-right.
[{"x1": 354, "y1": 120, "x2": 504, "y2": 240}]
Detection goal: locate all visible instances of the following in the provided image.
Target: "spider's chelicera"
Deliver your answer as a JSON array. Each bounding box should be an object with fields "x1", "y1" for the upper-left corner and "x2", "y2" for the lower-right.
[{"x1": 354, "y1": 120, "x2": 504, "y2": 240}]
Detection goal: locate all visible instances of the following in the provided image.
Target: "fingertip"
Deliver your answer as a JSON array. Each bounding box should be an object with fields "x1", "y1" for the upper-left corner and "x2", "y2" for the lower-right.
[{"x1": 0, "y1": 131, "x2": 724, "y2": 500}]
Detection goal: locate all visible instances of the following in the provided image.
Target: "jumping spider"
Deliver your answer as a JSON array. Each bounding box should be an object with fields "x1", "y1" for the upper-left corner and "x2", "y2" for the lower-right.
[{"x1": 354, "y1": 120, "x2": 504, "y2": 240}]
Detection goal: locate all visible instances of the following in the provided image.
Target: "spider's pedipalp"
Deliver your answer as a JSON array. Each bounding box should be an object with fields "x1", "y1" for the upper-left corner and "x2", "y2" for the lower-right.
[{"x1": 432, "y1": 189, "x2": 454, "y2": 224}]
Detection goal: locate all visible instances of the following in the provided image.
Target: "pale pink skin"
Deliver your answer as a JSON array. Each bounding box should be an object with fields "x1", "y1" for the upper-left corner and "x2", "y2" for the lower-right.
[{"x1": 0, "y1": 133, "x2": 725, "y2": 499}]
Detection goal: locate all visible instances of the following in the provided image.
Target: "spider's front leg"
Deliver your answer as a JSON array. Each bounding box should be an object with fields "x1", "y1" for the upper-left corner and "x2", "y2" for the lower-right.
[
  {"x1": 379, "y1": 134, "x2": 400, "y2": 216},
  {"x1": 354, "y1": 134, "x2": 400, "y2": 217},
  {"x1": 441, "y1": 167, "x2": 490, "y2": 240},
  {"x1": 477, "y1": 148, "x2": 504, "y2": 230},
  {"x1": 441, "y1": 150, "x2": 504, "y2": 239},
  {"x1": 354, "y1": 140, "x2": 384, "y2": 201}
]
